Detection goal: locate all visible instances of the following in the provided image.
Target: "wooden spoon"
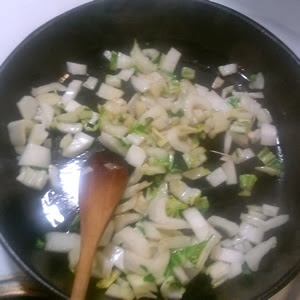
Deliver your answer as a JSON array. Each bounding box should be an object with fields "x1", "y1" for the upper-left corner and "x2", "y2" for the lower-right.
[{"x1": 70, "y1": 151, "x2": 128, "y2": 300}]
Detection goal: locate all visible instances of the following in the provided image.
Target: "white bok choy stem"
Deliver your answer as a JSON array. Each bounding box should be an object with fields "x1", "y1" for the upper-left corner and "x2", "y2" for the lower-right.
[
  {"x1": 117, "y1": 69, "x2": 135, "y2": 82},
  {"x1": 125, "y1": 145, "x2": 147, "y2": 168},
  {"x1": 158, "y1": 236, "x2": 194, "y2": 250},
  {"x1": 17, "y1": 166, "x2": 48, "y2": 190},
  {"x1": 207, "y1": 216, "x2": 239, "y2": 237},
  {"x1": 221, "y1": 161, "x2": 237, "y2": 185},
  {"x1": 17, "y1": 96, "x2": 38, "y2": 120},
  {"x1": 83, "y1": 76, "x2": 98, "y2": 90},
  {"x1": 239, "y1": 222, "x2": 264, "y2": 244},
  {"x1": 206, "y1": 261, "x2": 230, "y2": 287},
  {"x1": 114, "y1": 213, "x2": 142, "y2": 232},
  {"x1": 123, "y1": 181, "x2": 151, "y2": 199},
  {"x1": 28, "y1": 124, "x2": 48, "y2": 145},
  {"x1": 245, "y1": 237, "x2": 277, "y2": 271},
  {"x1": 148, "y1": 183, "x2": 189, "y2": 230},
  {"x1": 66, "y1": 62, "x2": 87, "y2": 75},
  {"x1": 99, "y1": 221, "x2": 115, "y2": 247},
  {"x1": 98, "y1": 132, "x2": 128, "y2": 156},
  {"x1": 31, "y1": 82, "x2": 66, "y2": 97},
  {"x1": 183, "y1": 208, "x2": 215, "y2": 242},
  {"x1": 142, "y1": 221, "x2": 162, "y2": 241},
  {"x1": 160, "y1": 47, "x2": 181, "y2": 73},
  {"x1": 62, "y1": 80, "x2": 82, "y2": 104},
  {"x1": 223, "y1": 131, "x2": 232, "y2": 154},
  {"x1": 131, "y1": 41, "x2": 157, "y2": 74},
  {"x1": 105, "y1": 284, "x2": 134, "y2": 300},
  {"x1": 62, "y1": 132, "x2": 94, "y2": 158},
  {"x1": 7, "y1": 120, "x2": 33, "y2": 146},
  {"x1": 173, "y1": 266, "x2": 190, "y2": 285},
  {"x1": 211, "y1": 76, "x2": 224, "y2": 89},
  {"x1": 240, "y1": 213, "x2": 265, "y2": 228},
  {"x1": 206, "y1": 167, "x2": 227, "y2": 187},
  {"x1": 45, "y1": 232, "x2": 80, "y2": 253},
  {"x1": 218, "y1": 63, "x2": 238, "y2": 76},
  {"x1": 260, "y1": 123, "x2": 278, "y2": 146},
  {"x1": 39, "y1": 102, "x2": 54, "y2": 128},
  {"x1": 18, "y1": 143, "x2": 51, "y2": 168},
  {"x1": 249, "y1": 72, "x2": 264, "y2": 90},
  {"x1": 115, "y1": 196, "x2": 137, "y2": 214},
  {"x1": 228, "y1": 262, "x2": 242, "y2": 279},
  {"x1": 160, "y1": 277, "x2": 185, "y2": 299},
  {"x1": 64, "y1": 99, "x2": 82, "y2": 113},
  {"x1": 169, "y1": 179, "x2": 201, "y2": 205},
  {"x1": 262, "y1": 204, "x2": 279, "y2": 217},
  {"x1": 127, "y1": 274, "x2": 157, "y2": 299},
  {"x1": 57, "y1": 123, "x2": 83, "y2": 134},
  {"x1": 210, "y1": 246, "x2": 245, "y2": 264},
  {"x1": 113, "y1": 226, "x2": 152, "y2": 258},
  {"x1": 124, "y1": 249, "x2": 169, "y2": 284},
  {"x1": 264, "y1": 215, "x2": 289, "y2": 232}
]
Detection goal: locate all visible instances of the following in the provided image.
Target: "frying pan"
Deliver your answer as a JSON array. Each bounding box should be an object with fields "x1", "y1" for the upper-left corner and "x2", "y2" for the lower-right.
[{"x1": 0, "y1": 0, "x2": 299, "y2": 299}]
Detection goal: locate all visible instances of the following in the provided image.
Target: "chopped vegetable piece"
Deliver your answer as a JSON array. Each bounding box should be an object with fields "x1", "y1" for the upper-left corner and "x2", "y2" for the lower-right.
[
  {"x1": 226, "y1": 97, "x2": 240, "y2": 108},
  {"x1": 260, "y1": 123, "x2": 277, "y2": 146},
  {"x1": 230, "y1": 118, "x2": 252, "y2": 134},
  {"x1": 167, "y1": 79, "x2": 180, "y2": 94},
  {"x1": 66, "y1": 62, "x2": 87, "y2": 75},
  {"x1": 194, "y1": 196, "x2": 209, "y2": 213},
  {"x1": 249, "y1": 72, "x2": 264, "y2": 90},
  {"x1": 245, "y1": 237, "x2": 277, "y2": 271},
  {"x1": 167, "y1": 109, "x2": 184, "y2": 118},
  {"x1": 96, "y1": 269, "x2": 121, "y2": 289},
  {"x1": 110, "y1": 51, "x2": 118, "y2": 70},
  {"x1": 62, "y1": 132, "x2": 94, "y2": 158},
  {"x1": 218, "y1": 63, "x2": 238, "y2": 76},
  {"x1": 183, "y1": 147, "x2": 207, "y2": 169},
  {"x1": 239, "y1": 174, "x2": 257, "y2": 196},
  {"x1": 125, "y1": 144, "x2": 146, "y2": 168},
  {"x1": 18, "y1": 144, "x2": 51, "y2": 168},
  {"x1": 83, "y1": 76, "x2": 98, "y2": 90},
  {"x1": 144, "y1": 273, "x2": 156, "y2": 283},
  {"x1": 166, "y1": 195, "x2": 189, "y2": 218},
  {"x1": 206, "y1": 167, "x2": 227, "y2": 187},
  {"x1": 35, "y1": 238, "x2": 45, "y2": 249},
  {"x1": 211, "y1": 76, "x2": 224, "y2": 89},
  {"x1": 17, "y1": 96, "x2": 38, "y2": 120},
  {"x1": 165, "y1": 241, "x2": 208, "y2": 276},
  {"x1": 262, "y1": 204, "x2": 279, "y2": 217},
  {"x1": 160, "y1": 47, "x2": 181, "y2": 73},
  {"x1": 181, "y1": 67, "x2": 195, "y2": 80},
  {"x1": 129, "y1": 119, "x2": 152, "y2": 134},
  {"x1": 257, "y1": 147, "x2": 283, "y2": 175},
  {"x1": 97, "y1": 83, "x2": 124, "y2": 100}
]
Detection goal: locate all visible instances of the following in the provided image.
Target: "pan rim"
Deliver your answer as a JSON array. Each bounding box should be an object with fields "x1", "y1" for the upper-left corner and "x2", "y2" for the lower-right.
[{"x1": 0, "y1": 0, "x2": 299, "y2": 299}]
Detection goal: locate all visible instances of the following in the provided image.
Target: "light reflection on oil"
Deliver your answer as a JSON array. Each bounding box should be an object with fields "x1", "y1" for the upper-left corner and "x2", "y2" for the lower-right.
[
  {"x1": 41, "y1": 158, "x2": 83, "y2": 227},
  {"x1": 59, "y1": 160, "x2": 81, "y2": 205},
  {"x1": 42, "y1": 196, "x2": 65, "y2": 227}
]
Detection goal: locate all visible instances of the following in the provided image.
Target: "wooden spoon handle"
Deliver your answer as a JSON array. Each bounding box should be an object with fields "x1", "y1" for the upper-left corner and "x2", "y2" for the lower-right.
[
  {"x1": 70, "y1": 237, "x2": 99, "y2": 300},
  {"x1": 70, "y1": 152, "x2": 128, "y2": 300}
]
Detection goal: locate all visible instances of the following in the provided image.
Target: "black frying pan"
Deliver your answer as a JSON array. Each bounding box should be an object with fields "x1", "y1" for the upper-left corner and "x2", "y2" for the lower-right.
[{"x1": 0, "y1": 0, "x2": 299, "y2": 299}]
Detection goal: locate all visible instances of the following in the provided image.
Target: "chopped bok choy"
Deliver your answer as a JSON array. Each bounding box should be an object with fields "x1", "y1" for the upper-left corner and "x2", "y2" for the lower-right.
[{"x1": 7, "y1": 40, "x2": 287, "y2": 298}]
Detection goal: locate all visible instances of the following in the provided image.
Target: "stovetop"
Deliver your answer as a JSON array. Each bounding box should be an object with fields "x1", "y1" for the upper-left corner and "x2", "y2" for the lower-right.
[{"x1": 0, "y1": 0, "x2": 299, "y2": 298}]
